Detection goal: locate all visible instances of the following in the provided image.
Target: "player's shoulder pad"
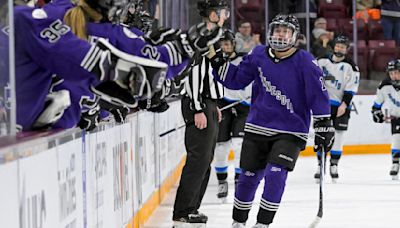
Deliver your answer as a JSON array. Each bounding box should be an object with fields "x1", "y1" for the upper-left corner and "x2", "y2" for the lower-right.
[
  {"x1": 378, "y1": 76, "x2": 393, "y2": 90},
  {"x1": 343, "y1": 57, "x2": 360, "y2": 72},
  {"x1": 297, "y1": 49, "x2": 320, "y2": 68}
]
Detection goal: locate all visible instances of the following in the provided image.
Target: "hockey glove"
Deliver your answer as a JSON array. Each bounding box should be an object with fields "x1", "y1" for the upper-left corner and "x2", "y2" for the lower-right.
[
  {"x1": 99, "y1": 99, "x2": 130, "y2": 123},
  {"x1": 145, "y1": 27, "x2": 182, "y2": 45},
  {"x1": 371, "y1": 106, "x2": 384, "y2": 123},
  {"x1": 163, "y1": 78, "x2": 184, "y2": 98},
  {"x1": 78, "y1": 104, "x2": 101, "y2": 131},
  {"x1": 172, "y1": 22, "x2": 224, "y2": 58},
  {"x1": 314, "y1": 117, "x2": 335, "y2": 152},
  {"x1": 138, "y1": 90, "x2": 170, "y2": 113}
]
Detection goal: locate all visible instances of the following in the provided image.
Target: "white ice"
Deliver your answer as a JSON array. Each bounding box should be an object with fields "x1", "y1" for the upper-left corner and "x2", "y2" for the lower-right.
[{"x1": 144, "y1": 154, "x2": 400, "y2": 228}]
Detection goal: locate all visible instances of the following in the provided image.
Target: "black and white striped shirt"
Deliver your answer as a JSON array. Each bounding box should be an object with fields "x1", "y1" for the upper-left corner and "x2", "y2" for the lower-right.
[{"x1": 184, "y1": 57, "x2": 224, "y2": 112}]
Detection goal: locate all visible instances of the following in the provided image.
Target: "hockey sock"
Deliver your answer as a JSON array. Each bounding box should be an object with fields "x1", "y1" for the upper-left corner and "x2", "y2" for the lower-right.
[
  {"x1": 330, "y1": 130, "x2": 344, "y2": 163},
  {"x1": 257, "y1": 163, "x2": 288, "y2": 225},
  {"x1": 392, "y1": 149, "x2": 400, "y2": 163},
  {"x1": 233, "y1": 169, "x2": 265, "y2": 223}
]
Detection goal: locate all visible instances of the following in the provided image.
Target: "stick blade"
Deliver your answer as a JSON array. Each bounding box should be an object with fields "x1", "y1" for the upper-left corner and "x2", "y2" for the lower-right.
[{"x1": 308, "y1": 216, "x2": 321, "y2": 228}]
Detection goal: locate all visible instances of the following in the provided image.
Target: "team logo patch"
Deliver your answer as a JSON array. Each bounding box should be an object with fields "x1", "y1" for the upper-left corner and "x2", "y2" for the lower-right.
[{"x1": 32, "y1": 9, "x2": 48, "y2": 19}]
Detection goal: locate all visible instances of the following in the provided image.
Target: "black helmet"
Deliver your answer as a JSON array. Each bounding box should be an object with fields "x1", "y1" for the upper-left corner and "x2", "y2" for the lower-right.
[
  {"x1": 197, "y1": 0, "x2": 229, "y2": 17},
  {"x1": 220, "y1": 29, "x2": 235, "y2": 42},
  {"x1": 267, "y1": 14, "x2": 300, "y2": 51},
  {"x1": 333, "y1": 35, "x2": 350, "y2": 48},
  {"x1": 387, "y1": 59, "x2": 400, "y2": 72}
]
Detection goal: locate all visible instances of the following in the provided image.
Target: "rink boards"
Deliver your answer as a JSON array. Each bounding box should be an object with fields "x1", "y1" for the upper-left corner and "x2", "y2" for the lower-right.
[
  {"x1": 0, "y1": 101, "x2": 185, "y2": 228},
  {"x1": 0, "y1": 95, "x2": 394, "y2": 228}
]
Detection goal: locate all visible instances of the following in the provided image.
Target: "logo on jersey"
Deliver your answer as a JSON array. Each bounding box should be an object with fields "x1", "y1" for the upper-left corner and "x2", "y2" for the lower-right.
[
  {"x1": 32, "y1": 9, "x2": 48, "y2": 19},
  {"x1": 388, "y1": 93, "x2": 400, "y2": 107},
  {"x1": 258, "y1": 68, "x2": 294, "y2": 113},
  {"x1": 319, "y1": 77, "x2": 327, "y2": 91},
  {"x1": 40, "y1": 20, "x2": 70, "y2": 43},
  {"x1": 312, "y1": 59, "x2": 319, "y2": 67},
  {"x1": 1, "y1": 26, "x2": 9, "y2": 36}
]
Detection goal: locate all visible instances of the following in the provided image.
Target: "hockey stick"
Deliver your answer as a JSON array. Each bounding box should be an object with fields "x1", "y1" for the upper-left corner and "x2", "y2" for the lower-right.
[
  {"x1": 309, "y1": 146, "x2": 325, "y2": 228},
  {"x1": 159, "y1": 96, "x2": 250, "y2": 137}
]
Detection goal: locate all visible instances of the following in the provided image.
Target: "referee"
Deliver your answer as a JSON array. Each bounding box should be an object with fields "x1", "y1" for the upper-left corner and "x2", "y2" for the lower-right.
[{"x1": 172, "y1": 0, "x2": 228, "y2": 226}]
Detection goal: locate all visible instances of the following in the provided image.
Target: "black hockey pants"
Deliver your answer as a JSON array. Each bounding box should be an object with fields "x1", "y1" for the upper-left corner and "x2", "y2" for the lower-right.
[{"x1": 173, "y1": 97, "x2": 219, "y2": 219}]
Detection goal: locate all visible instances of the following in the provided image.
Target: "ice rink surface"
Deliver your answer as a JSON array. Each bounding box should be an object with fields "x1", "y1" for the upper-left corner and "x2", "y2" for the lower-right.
[{"x1": 144, "y1": 154, "x2": 400, "y2": 228}]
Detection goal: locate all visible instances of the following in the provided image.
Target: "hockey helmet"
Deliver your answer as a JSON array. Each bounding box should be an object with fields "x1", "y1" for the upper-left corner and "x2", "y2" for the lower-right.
[
  {"x1": 220, "y1": 29, "x2": 235, "y2": 43},
  {"x1": 333, "y1": 35, "x2": 350, "y2": 48},
  {"x1": 267, "y1": 14, "x2": 300, "y2": 51},
  {"x1": 387, "y1": 59, "x2": 400, "y2": 72},
  {"x1": 387, "y1": 59, "x2": 400, "y2": 89},
  {"x1": 197, "y1": 0, "x2": 230, "y2": 18}
]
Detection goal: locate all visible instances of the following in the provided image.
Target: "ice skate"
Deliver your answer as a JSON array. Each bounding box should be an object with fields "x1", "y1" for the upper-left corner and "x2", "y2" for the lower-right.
[
  {"x1": 217, "y1": 180, "x2": 228, "y2": 203},
  {"x1": 231, "y1": 221, "x2": 246, "y2": 228},
  {"x1": 330, "y1": 164, "x2": 339, "y2": 183},
  {"x1": 251, "y1": 223, "x2": 269, "y2": 228},
  {"x1": 173, "y1": 212, "x2": 207, "y2": 228},
  {"x1": 390, "y1": 163, "x2": 399, "y2": 180}
]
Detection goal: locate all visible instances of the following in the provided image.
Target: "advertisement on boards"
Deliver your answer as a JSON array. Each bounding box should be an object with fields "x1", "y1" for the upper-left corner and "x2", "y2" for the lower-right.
[
  {"x1": 138, "y1": 111, "x2": 156, "y2": 203},
  {"x1": 0, "y1": 161, "x2": 19, "y2": 228},
  {"x1": 19, "y1": 148, "x2": 59, "y2": 228},
  {"x1": 57, "y1": 139, "x2": 83, "y2": 228}
]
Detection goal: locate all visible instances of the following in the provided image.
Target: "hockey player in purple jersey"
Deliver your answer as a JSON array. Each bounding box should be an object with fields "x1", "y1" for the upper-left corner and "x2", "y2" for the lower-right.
[
  {"x1": 209, "y1": 14, "x2": 335, "y2": 227},
  {"x1": 13, "y1": 1, "x2": 170, "y2": 130}
]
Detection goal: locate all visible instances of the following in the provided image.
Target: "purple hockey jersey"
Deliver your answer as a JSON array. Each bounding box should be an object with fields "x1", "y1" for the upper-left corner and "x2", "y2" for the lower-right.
[
  {"x1": 213, "y1": 46, "x2": 331, "y2": 141},
  {"x1": 14, "y1": 4, "x2": 101, "y2": 130}
]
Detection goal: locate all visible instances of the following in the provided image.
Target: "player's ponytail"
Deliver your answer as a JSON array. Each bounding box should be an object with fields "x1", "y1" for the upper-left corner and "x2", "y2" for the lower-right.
[{"x1": 64, "y1": 0, "x2": 103, "y2": 40}]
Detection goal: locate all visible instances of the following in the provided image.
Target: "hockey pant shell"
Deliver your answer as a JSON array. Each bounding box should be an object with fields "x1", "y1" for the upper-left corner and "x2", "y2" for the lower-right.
[
  {"x1": 173, "y1": 98, "x2": 219, "y2": 219},
  {"x1": 233, "y1": 164, "x2": 288, "y2": 225}
]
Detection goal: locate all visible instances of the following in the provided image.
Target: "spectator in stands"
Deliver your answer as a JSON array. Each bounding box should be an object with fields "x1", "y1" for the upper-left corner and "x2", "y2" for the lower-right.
[
  {"x1": 312, "y1": 17, "x2": 335, "y2": 43},
  {"x1": 312, "y1": 28, "x2": 334, "y2": 58},
  {"x1": 290, "y1": 0, "x2": 318, "y2": 35},
  {"x1": 356, "y1": 0, "x2": 381, "y2": 23},
  {"x1": 235, "y1": 20, "x2": 261, "y2": 54},
  {"x1": 381, "y1": 0, "x2": 400, "y2": 45},
  {"x1": 357, "y1": 0, "x2": 381, "y2": 10},
  {"x1": 296, "y1": 34, "x2": 307, "y2": 50}
]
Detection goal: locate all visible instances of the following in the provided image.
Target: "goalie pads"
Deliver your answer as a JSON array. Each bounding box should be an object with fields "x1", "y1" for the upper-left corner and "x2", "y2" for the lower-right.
[{"x1": 32, "y1": 90, "x2": 71, "y2": 129}]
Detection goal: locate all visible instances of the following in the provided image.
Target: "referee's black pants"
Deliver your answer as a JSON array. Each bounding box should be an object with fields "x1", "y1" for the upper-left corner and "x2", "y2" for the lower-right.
[{"x1": 173, "y1": 97, "x2": 219, "y2": 219}]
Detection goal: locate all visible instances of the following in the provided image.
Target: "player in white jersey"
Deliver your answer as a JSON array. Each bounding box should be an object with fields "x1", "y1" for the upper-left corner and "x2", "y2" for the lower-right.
[
  {"x1": 315, "y1": 35, "x2": 360, "y2": 182},
  {"x1": 213, "y1": 30, "x2": 252, "y2": 202},
  {"x1": 371, "y1": 59, "x2": 400, "y2": 180}
]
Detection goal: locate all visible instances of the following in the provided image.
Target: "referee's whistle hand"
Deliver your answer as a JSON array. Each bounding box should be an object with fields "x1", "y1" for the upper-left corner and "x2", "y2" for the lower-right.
[{"x1": 194, "y1": 112, "x2": 207, "y2": 129}]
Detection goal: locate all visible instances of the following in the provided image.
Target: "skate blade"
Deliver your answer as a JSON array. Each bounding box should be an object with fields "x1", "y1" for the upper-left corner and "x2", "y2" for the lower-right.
[
  {"x1": 391, "y1": 175, "x2": 399, "y2": 180},
  {"x1": 331, "y1": 178, "x2": 338, "y2": 183},
  {"x1": 173, "y1": 222, "x2": 206, "y2": 228},
  {"x1": 315, "y1": 179, "x2": 320, "y2": 184}
]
